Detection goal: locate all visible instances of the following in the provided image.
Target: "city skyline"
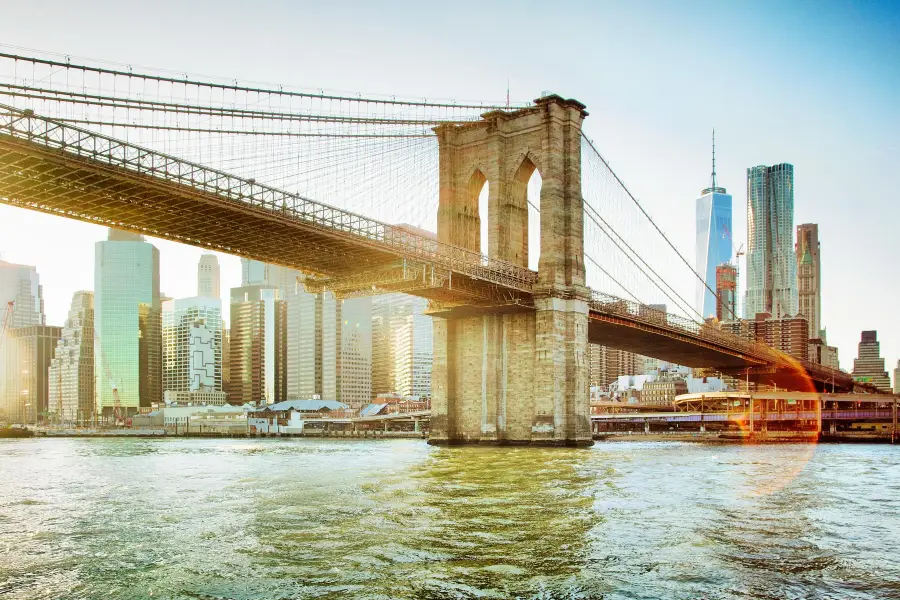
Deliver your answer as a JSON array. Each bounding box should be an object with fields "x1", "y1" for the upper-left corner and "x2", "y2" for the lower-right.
[
  {"x1": 2, "y1": 5, "x2": 899, "y2": 599},
  {"x1": 0, "y1": 0, "x2": 897, "y2": 374}
]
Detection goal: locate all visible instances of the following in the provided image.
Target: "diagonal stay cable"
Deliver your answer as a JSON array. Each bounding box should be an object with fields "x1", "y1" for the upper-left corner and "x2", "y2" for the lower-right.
[
  {"x1": 525, "y1": 198, "x2": 643, "y2": 304},
  {"x1": 583, "y1": 199, "x2": 701, "y2": 320},
  {"x1": 581, "y1": 132, "x2": 738, "y2": 321},
  {"x1": 582, "y1": 200, "x2": 701, "y2": 320}
]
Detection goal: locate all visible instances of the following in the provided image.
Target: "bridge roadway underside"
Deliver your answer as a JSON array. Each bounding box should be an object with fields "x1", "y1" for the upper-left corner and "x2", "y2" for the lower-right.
[
  {"x1": 0, "y1": 134, "x2": 527, "y2": 307},
  {"x1": 588, "y1": 314, "x2": 763, "y2": 370}
]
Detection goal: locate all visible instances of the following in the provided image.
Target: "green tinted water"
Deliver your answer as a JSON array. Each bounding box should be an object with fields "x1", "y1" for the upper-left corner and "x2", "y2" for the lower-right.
[{"x1": 1, "y1": 439, "x2": 898, "y2": 599}]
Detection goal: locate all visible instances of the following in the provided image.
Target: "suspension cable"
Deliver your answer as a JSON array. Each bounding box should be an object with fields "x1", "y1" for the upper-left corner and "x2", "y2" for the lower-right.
[
  {"x1": 0, "y1": 51, "x2": 523, "y2": 110},
  {"x1": 525, "y1": 198, "x2": 643, "y2": 304},
  {"x1": 581, "y1": 132, "x2": 739, "y2": 321}
]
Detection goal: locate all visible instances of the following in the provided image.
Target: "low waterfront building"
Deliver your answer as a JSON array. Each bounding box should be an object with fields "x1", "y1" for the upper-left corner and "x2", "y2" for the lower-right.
[
  {"x1": 641, "y1": 379, "x2": 689, "y2": 406},
  {"x1": 163, "y1": 390, "x2": 228, "y2": 406},
  {"x1": 247, "y1": 399, "x2": 350, "y2": 434},
  {"x1": 156, "y1": 404, "x2": 252, "y2": 434}
]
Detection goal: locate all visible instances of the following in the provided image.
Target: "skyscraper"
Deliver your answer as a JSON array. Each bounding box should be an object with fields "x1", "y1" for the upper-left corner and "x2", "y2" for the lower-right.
[
  {"x1": 720, "y1": 313, "x2": 809, "y2": 361},
  {"x1": 197, "y1": 253, "x2": 221, "y2": 299},
  {"x1": 795, "y1": 223, "x2": 821, "y2": 340},
  {"x1": 94, "y1": 228, "x2": 161, "y2": 416},
  {"x1": 162, "y1": 296, "x2": 225, "y2": 404},
  {"x1": 371, "y1": 294, "x2": 433, "y2": 398},
  {"x1": 715, "y1": 263, "x2": 737, "y2": 323},
  {"x1": 340, "y1": 297, "x2": 372, "y2": 407},
  {"x1": 587, "y1": 344, "x2": 643, "y2": 389},
  {"x1": 3, "y1": 325, "x2": 61, "y2": 423},
  {"x1": 284, "y1": 278, "x2": 340, "y2": 401},
  {"x1": 222, "y1": 327, "x2": 231, "y2": 395},
  {"x1": 0, "y1": 260, "x2": 46, "y2": 421},
  {"x1": 745, "y1": 164, "x2": 798, "y2": 319},
  {"x1": 851, "y1": 331, "x2": 891, "y2": 392},
  {"x1": 241, "y1": 258, "x2": 337, "y2": 400},
  {"x1": 229, "y1": 284, "x2": 286, "y2": 405},
  {"x1": 0, "y1": 259, "x2": 45, "y2": 328},
  {"x1": 893, "y1": 360, "x2": 899, "y2": 394},
  {"x1": 48, "y1": 291, "x2": 94, "y2": 425},
  {"x1": 695, "y1": 131, "x2": 733, "y2": 319}
]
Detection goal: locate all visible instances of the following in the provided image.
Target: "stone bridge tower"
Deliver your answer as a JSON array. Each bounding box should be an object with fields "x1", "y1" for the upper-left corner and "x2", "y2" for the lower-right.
[{"x1": 430, "y1": 95, "x2": 592, "y2": 446}]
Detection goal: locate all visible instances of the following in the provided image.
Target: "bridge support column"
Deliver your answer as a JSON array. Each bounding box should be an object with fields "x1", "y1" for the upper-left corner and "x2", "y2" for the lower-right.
[
  {"x1": 429, "y1": 304, "x2": 590, "y2": 446},
  {"x1": 531, "y1": 296, "x2": 591, "y2": 445},
  {"x1": 429, "y1": 94, "x2": 591, "y2": 447}
]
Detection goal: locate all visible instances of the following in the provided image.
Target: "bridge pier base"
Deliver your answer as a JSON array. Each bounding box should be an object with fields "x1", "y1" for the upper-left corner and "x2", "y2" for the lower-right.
[{"x1": 429, "y1": 300, "x2": 591, "y2": 447}]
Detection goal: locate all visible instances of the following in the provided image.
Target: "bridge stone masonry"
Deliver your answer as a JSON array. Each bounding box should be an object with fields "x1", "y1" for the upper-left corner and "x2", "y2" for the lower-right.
[{"x1": 429, "y1": 96, "x2": 593, "y2": 446}]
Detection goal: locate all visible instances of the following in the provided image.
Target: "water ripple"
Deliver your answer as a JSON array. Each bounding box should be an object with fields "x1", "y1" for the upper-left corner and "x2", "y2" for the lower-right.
[{"x1": 0, "y1": 439, "x2": 898, "y2": 599}]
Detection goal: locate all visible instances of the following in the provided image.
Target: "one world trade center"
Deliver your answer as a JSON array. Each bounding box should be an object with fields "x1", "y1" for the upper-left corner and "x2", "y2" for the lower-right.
[{"x1": 695, "y1": 131, "x2": 733, "y2": 320}]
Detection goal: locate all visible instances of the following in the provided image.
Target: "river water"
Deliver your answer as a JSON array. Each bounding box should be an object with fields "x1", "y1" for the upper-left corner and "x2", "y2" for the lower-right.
[{"x1": 0, "y1": 438, "x2": 898, "y2": 599}]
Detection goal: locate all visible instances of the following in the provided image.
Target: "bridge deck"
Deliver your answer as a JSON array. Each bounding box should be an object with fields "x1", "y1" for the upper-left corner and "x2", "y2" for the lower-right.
[
  {"x1": 0, "y1": 106, "x2": 868, "y2": 391},
  {"x1": 0, "y1": 106, "x2": 535, "y2": 306}
]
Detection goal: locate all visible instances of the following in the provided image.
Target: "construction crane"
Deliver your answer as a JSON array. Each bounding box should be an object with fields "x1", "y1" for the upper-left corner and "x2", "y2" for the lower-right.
[
  {"x1": 721, "y1": 224, "x2": 745, "y2": 320},
  {"x1": 94, "y1": 339, "x2": 123, "y2": 425}
]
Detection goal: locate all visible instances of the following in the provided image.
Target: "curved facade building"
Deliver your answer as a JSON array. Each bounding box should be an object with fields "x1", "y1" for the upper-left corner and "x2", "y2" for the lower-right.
[{"x1": 745, "y1": 164, "x2": 798, "y2": 319}]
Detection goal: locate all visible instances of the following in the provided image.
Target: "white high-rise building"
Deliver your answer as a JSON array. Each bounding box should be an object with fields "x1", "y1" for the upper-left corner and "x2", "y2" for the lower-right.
[
  {"x1": 0, "y1": 259, "x2": 45, "y2": 328},
  {"x1": 162, "y1": 296, "x2": 224, "y2": 404},
  {"x1": 0, "y1": 260, "x2": 46, "y2": 421},
  {"x1": 340, "y1": 297, "x2": 372, "y2": 408},
  {"x1": 745, "y1": 164, "x2": 798, "y2": 319},
  {"x1": 229, "y1": 284, "x2": 286, "y2": 405},
  {"x1": 372, "y1": 294, "x2": 433, "y2": 398},
  {"x1": 48, "y1": 291, "x2": 94, "y2": 425},
  {"x1": 197, "y1": 253, "x2": 221, "y2": 299}
]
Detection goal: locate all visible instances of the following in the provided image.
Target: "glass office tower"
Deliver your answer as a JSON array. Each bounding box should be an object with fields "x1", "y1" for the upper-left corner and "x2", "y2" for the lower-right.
[
  {"x1": 94, "y1": 228, "x2": 161, "y2": 416},
  {"x1": 745, "y1": 164, "x2": 797, "y2": 319},
  {"x1": 694, "y1": 132, "x2": 733, "y2": 319}
]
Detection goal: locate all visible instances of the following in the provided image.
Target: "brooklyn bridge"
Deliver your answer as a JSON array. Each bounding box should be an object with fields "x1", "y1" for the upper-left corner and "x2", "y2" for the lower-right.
[{"x1": 0, "y1": 52, "x2": 869, "y2": 445}]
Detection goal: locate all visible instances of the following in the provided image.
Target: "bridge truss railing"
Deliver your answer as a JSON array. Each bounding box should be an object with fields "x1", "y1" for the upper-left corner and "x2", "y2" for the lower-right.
[
  {"x1": 590, "y1": 290, "x2": 859, "y2": 383},
  {"x1": 590, "y1": 290, "x2": 790, "y2": 364},
  {"x1": 0, "y1": 105, "x2": 538, "y2": 293}
]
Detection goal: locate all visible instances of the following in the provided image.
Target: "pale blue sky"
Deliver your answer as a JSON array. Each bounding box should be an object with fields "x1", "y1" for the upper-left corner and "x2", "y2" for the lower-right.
[{"x1": 0, "y1": 0, "x2": 897, "y2": 373}]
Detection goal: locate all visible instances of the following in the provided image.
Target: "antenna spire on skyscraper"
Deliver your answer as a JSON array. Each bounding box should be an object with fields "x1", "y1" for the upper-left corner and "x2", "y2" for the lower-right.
[{"x1": 711, "y1": 128, "x2": 717, "y2": 189}]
